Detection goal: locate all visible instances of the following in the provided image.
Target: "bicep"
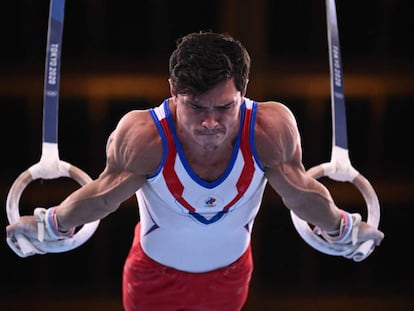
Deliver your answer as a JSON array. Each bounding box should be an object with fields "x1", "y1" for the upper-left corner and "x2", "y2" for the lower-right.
[
  {"x1": 90, "y1": 133, "x2": 146, "y2": 209},
  {"x1": 265, "y1": 147, "x2": 340, "y2": 229},
  {"x1": 257, "y1": 102, "x2": 340, "y2": 228},
  {"x1": 56, "y1": 167, "x2": 144, "y2": 229},
  {"x1": 60, "y1": 130, "x2": 144, "y2": 217},
  {"x1": 265, "y1": 146, "x2": 320, "y2": 206}
]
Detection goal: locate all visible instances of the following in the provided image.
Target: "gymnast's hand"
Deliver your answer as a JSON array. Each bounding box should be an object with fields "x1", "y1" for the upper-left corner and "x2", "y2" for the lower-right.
[
  {"x1": 6, "y1": 215, "x2": 44, "y2": 257},
  {"x1": 6, "y1": 207, "x2": 74, "y2": 257},
  {"x1": 6, "y1": 215, "x2": 38, "y2": 243},
  {"x1": 7, "y1": 207, "x2": 74, "y2": 241},
  {"x1": 356, "y1": 221, "x2": 384, "y2": 246}
]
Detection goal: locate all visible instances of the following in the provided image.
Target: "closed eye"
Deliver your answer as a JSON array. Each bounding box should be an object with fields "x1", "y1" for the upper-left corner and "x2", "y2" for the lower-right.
[
  {"x1": 189, "y1": 104, "x2": 206, "y2": 111},
  {"x1": 216, "y1": 103, "x2": 234, "y2": 110},
  {"x1": 185, "y1": 100, "x2": 235, "y2": 111}
]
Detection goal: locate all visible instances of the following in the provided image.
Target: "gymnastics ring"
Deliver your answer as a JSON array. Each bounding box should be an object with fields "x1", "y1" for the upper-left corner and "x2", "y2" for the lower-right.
[
  {"x1": 290, "y1": 147, "x2": 381, "y2": 262},
  {"x1": 290, "y1": 0, "x2": 381, "y2": 262},
  {"x1": 6, "y1": 151, "x2": 100, "y2": 256},
  {"x1": 6, "y1": 0, "x2": 99, "y2": 257}
]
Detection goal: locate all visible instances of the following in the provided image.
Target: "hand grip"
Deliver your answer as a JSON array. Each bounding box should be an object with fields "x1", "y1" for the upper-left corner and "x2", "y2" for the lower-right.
[
  {"x1": 6, "y1": 161, "x2": 100, "y2": 254},
  {"x1": 290, "y1": 162, "x2": 380, "y2": 262}
]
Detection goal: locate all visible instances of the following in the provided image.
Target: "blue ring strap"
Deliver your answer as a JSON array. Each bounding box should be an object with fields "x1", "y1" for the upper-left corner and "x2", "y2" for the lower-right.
[
  {"x1": 43, "y1": 0, "x2": 65, "y2": 144},
  {"x1": 327, "y1": 0, "x2": 348, "y2": 150}
]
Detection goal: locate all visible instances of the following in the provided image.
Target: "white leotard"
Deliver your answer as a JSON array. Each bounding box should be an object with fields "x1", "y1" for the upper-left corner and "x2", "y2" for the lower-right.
[{"x1": 136, "y1": 98, "x2": 267, "y2": 272}]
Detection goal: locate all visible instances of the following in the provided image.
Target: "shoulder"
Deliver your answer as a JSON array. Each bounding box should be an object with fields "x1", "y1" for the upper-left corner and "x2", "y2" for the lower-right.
[
  {"x1": 114, "y1": 109, "x2": 156, "y2": 141},
  {"x1": 107, "y1": 109, "x2": 163, "y2": 176},
  {"x1": 254, "y1": 101, "x2": 297, "y2": 125},
  {"x1": 253, "y1": 101, "x2": 301, "y2": 168}
]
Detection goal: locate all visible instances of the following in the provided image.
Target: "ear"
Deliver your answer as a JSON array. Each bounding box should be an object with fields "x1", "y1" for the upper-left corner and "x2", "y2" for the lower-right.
[{"x1": 168, "y1": 79, "x2": 177, "y2": 97}]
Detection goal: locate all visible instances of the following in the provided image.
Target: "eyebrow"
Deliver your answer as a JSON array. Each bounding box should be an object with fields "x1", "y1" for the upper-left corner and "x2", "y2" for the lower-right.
[
  {"x1": 184, "y1": 99, "x2": 236, "y2": 109},
  {"x1": 220, "y1": 100, "x2": 236, "y2": 108}
]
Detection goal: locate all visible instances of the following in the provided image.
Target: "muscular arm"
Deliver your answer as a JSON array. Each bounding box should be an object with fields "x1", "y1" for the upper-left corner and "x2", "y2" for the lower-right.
[
  {"x1": 6, "y1": 110, "x2": 161, "y2": 238},
  {"x1": 56, "y1": 110, "x2": 162, "y2": 231},
  {"x1": 257, "y1": 102, "x2": 384, "y2": 246},
  {"x1": 55, "y1": 159, "x2": 145, "y2": 231},
  {"x1": 266, "y1": 147, "x2": 341, "y2": 231},
  {"x1": 256, "y1": 102, "x2": 341, "y2": 231}
]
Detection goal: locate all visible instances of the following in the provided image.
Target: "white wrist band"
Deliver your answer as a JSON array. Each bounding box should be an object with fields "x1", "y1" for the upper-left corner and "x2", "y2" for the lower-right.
[{"x1": 34, "y1": 207, "x2": 74, "y2": 242}]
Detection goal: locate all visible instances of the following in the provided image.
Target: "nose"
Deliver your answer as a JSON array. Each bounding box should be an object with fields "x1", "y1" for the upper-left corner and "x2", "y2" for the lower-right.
[{"x1": 201, "y1": 111, "x2": 219, "y2": 129}]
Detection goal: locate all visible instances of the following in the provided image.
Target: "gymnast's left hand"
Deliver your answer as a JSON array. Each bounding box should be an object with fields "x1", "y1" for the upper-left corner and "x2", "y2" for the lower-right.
[{"x1": 356, "y1": 221, "x2": 384, "y2": 246}]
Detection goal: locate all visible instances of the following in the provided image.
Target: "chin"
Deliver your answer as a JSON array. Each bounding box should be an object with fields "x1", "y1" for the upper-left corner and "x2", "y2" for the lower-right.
[
  {"x1": 195, "y1": 138, "x2": 219, "y2": 151},
  {"x1": 200, "y1": 136, "x2": 224, "y2": 150},
  {"x1": 202, "y1": 144, "x2": 219, "y2": 151}
]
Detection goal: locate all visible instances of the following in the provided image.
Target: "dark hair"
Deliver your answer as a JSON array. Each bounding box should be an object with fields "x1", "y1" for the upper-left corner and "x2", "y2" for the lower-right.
[{"x1": 169, "y1": 31, "x2": 250, "y2": 96}]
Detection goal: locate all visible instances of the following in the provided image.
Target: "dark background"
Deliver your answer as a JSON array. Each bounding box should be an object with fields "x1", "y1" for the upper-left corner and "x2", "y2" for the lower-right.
[{"x1": 1, "y1": 0, "x2": 413, "y2": 310}]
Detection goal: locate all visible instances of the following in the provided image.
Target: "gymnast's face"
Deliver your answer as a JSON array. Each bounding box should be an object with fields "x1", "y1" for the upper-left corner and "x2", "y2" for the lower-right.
[{"x1": 172, "y1": 78, "x2": 243, "y2": 152}]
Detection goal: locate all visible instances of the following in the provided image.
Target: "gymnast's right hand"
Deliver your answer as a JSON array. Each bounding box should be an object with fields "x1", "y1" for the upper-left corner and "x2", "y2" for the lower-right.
[
  {"x1": 6, "y1": 215, "x2": 38, "y2": 242},
  {"x1": 6, "y1": 207, "x2": 73, "y2": 257},
  {"x1": 6, "y1": 214, "x2": 43, "y2": 257}
]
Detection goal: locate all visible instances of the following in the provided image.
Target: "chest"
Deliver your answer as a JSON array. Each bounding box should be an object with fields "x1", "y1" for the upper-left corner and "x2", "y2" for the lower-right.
[
  {"x1": 186, "y1": 153, "x2": 232, "y2": 182},
  {"x1": 151, "y1": 148, "x2": 264, "y2": 219}
]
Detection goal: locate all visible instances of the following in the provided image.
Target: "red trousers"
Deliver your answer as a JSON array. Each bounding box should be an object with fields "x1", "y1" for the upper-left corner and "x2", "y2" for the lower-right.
[{"x1": 122, "y1": 223, "x2": 253, "y2": 311}]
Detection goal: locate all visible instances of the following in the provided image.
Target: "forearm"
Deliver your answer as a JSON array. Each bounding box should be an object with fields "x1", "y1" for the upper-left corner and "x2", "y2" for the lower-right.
[
  {"x1": 54, "y1": 181, "x2": 122, "y2": 231},
  {"x1": 268, "y1": 161, "x2": 343, "y2": 232},
  {"x1": 283, "y1": 183, "x2": 342, "y2": 232}
]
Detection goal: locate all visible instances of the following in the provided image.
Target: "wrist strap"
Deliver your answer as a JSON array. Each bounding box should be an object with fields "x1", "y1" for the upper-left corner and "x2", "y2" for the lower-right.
[
  {"x1": 317, "y1": 211, "x2": 361, "y2": 245},
  {"x1": 34, "y1": 207, "x2": 74, "y2": 242}
]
